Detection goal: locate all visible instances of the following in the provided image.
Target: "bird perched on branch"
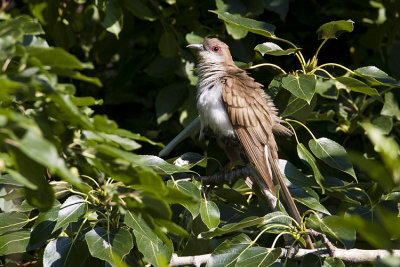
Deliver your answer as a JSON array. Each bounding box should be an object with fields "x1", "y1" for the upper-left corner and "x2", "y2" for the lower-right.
[{"x1": 187, "y1": 38, "x2": 313, "y2": 248}]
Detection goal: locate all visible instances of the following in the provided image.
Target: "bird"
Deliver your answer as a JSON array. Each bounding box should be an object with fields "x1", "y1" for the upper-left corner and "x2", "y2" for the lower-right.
[{"x1": 187, "y1": 38, "x2": 313, "y2": 248}]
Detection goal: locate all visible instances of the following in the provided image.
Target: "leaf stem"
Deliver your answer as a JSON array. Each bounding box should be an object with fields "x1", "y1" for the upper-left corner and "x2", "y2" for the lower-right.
[
  {"x1": 285, "y1": 119, "x2": 317, "y2": 141},
  {"x1": 249, "y1": 63, "x2": 287, "y2": 74},
  {"x1": 312, "y1": 63, "x2": 355, "y2": 75},
  {"x1": 270, "y1": 36, "x2": 306, "y2": 73},
  {"x1": 314, "y1": 39, "x2": 328, "y2": 60},
  {"x1": 285, "y1": 121, "x2": 300, "y2": 144}
]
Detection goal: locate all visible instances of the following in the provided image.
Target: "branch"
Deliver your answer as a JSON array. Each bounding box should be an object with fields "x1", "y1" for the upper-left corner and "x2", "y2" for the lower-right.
[{"x1": 169, "y1": 248, "x2": 400, "y2": 266}]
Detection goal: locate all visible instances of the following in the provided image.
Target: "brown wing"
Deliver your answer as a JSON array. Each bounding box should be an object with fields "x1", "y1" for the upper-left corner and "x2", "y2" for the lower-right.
[{"x1": 221, "y1": 70, "x2": 302, "y2": 222}]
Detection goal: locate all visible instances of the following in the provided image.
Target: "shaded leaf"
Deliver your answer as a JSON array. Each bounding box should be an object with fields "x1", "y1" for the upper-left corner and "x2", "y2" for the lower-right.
[
  {"x1": 335, "y1": 77, "x2": 378, "y2": 96},
  {"x1": 354, "y1": 66, "x2": 399, "y2": 87},
  {"x1": 210, "y1": 11, "x2": 276, "y2": 38},
  {"x1": 323, "y1": 257, "x2": 345, "y2": 267},
  {"x1": 200, "y1": 216, "x2": 264, "y2": 239},
  {"x1": 124, "y1": 211, "x2": 171, "y2": 267},
  {"x1": 0, "y1": 212, "x2": 29, "y2": 235},
  {"x1": 309, "y1": 138, "x2": 357, "y2": 181},
  {"x1": 381, "y1": 92, "x2": 400, "y2": 119},
  {"x1": 53, "y1": 195, "x2": 87, "y2": 232},
  {"x1": 236, "y1": 247, "x2": 281, "y2": 267},
  {"x1": 167, "y1": 180, "x2": 201, "y2": 218},
  {"x1": 297, "y1": 143, "x2": 325, "y2": 193},
  {"x1": 317, "y1": 20, "x2": 354, "y2": 40},
  {"x1": 206, "y1": 234, "x2": 251, "y2": 267},
  {"x1": 200, "y1": 199, "x2": 220, "y2": 229},
  {"x1": 282, "y1": 74, "x2": 316, "y2": 103},
  {"x1": 0, "y1": 229, "x2": 30, "y2": 255},
  {"x1": 85, "y1": 227, "x2": 133, "y2": 266}
]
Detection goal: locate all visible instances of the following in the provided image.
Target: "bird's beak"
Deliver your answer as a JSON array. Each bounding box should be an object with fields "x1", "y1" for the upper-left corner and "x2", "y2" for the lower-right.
[{"x1": 186, "y1": 43, "x2": 204, "y2": 51}]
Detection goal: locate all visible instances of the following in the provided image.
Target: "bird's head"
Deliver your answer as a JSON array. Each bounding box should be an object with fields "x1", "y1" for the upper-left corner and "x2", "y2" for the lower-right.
[{"x1": 186, "y1": 38, "x2": 234, "y2": 65}]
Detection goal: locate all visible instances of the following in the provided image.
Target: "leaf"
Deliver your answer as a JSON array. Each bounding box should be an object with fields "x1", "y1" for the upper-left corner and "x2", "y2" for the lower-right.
[
  {"x1": 0, "y1": 229, "x2": 31, "y2": 256},
  {"x1": 323, "y1": 257, "x2": 345, "y2": 267},
  {"x1": 309, "y1": 138, "x2": 357, "y2": 181},
  {"x1": 236, "y1": 247, "x2": 282, "y2": 267},
  {"x1": 200, "y1": 216, "x2": 264, "y2": 239},
  {"x1": 290, "y1": 186, "x2": 330, "y2": 215},
  {"x1": 27, "y1": 47, "x2": 92, "y2": 70},
  {"x1": 124, "y1": 211, "x2": 171, "y2": 267},
  {"x1": 43, "y1": 237, "x2": 95, "y2": 267},
  {"x1": 255, "y1": 42, "x2": 300, "y2": 56},
  {"x1": 307, "y1": 214, "x2": 356, "y2": 249},
  {"x1": 85, "y1": 227, "x2": 133, "y2": 266},
  {"x1": 210, "y1": 11, "x2": 276, "y2": 38},
  {"x1": 158, "y1": 30, "x2": 178, "y2": 58},
  {"x1": 200, "y1": 199, "x2": 220, "y2": 229},
  {"x1": 53, "y1": 195, "x2": 87, "y2": 232},
  {"x1": 0, "y1": 212, "x2": 29, "y2": 235},
  {"x1": 122, "y1": 0, "x2": 157, "y2": 21},
  {"x1": 281, "y1": 95, "x2": 309, "y2": 117},
  {"x1": 101, "y1": 0, "x2": 123, "y2": 38},
  {"x1": 155, "y1": 219, "x2": 190, "y2": 238},
  {"x1": 206, "y1": 234, "x2": 251, "y2": 267},
  {"x1": 317, "y1": 20, "x2": 354, "y2": 40},
  {"x1": 282, "y1": 73, "x2": 316, "y2": 103},
  {"x1": 297, "y1": 143, "x2": 325, "y2": 193},
  {"x1": 381, "y1": 92, "x2": 400, "y2": 119},
  {"x1": 167, "y1": 180, "x2": 201, "y2": 218},
  {"x1": 316, "y1": 78, "x2": 338, "y2": 99},
  {"x1": 156, "y1": 83, "x2": 187, "y2": 124},
  {"x1": 335, "y1": 77, "x2": 378, "y2": 96},
  {"x1": 354, "y1": 66, "x2": 399, "y2": 87},
  {"x1": 263, "y1": 0, "x2": 289, "y2": 20}
]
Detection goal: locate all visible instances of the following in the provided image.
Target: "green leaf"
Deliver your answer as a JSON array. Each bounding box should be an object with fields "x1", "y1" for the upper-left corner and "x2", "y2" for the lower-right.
[
  {"x1": 53, "y1": 195, "x2": 87, "y2": 232},
  {"x1": 335, "y1": 77, "x2": 378, "y2": 96},
  {"x1": 381, "y1": 92, "x2": 400, "y2": 119},
  {"x1": 85, "y1": 227, "x2": 133, "y2": 266},
  {"x1": 297, "y1": 143, "x2": 325, "y2": 193},
  {"x1": 27, "y1": 47, "x2": 92, "y2": 70},
  {"x1": 210, "y1": 11, "x2": 276, "y2": 38},
  {"x1": 261, "y1": 212, "x2": 292, "y2": 234},
  {"x1": 0, "y1": 229, "x2": 31, "y2": 256},
  {"x1": 101, "y1": 0, "x2": 123, "y2": 38},
  {"x1": 371, "y1": 116, "x2": 393, "y2": 135},
  {"x1": 200, "y1": 199, "x2": 220, "y2": 229},
  {"x1": 279, "y1": 160, "x2": 314, "y2": 188},
  {"x1": 206, "y1": 233, "x2": 251, "y2": 267},
  {"x1": 215, "y1": 0, "x2": 248, "y2": 39},
  {"x1": 122, "y1": 0, "x2": 157, "y2": 21},
  {"x1": 323, "y1": 257, "x2": 345, "y2": 267},
  {"x1": 316, "y1": 78, "x2": 338, "y2": 99},
  {"x1": 236, "y1": 247, "x2": 281, "y2": 267},
  {"x1": 51, "y1": 68, "x2": 103, "y2": 86},
  {"x1": 167, "y1": 180, "x2": 201, "y2": 218},
  {"x1": 155, "y1": 219, "x2": 190, "y2": 238},
  {"x1": 255, "y1": 42, "x2": 300, "y2": 56},
  {"x1": 264, "y1": 0, "x2": 289, "y2": 20},
  {"x1": 354, "y1": 66, "x2": 399, "y2": 87},
  {"x1": 281, "y1": 95, "x2": 309, "y2": 117},
  {"x1": 158, "y1": 30, "x2": 178, "y2": 58},
  {"x1": 0, "y1": 212, "x2": 29, "y2": 235},
  {"x1": 307, "y1": 214, "x2": 356, "y2": 249},
  {"x1": 317, "y1": 20, "x2": 354, "y2": 40},
  {"x1": 200, "y1": 216, "x2": 264, "y2": 239},
  {"x1": 282, "y1": 74, "x2": 316, "y2": 103},
  {"x1": 156, "y1": 83, "x2": 187, "y2": 124},
  {"x1": 43, "y1": 238, "x2": 95, "y2": 267},
  {"x1": 290, "y1": 186, "x2": 330, "y2": 215},
  {"x1": 309, "y1": 138, "x2": 357, "y2": 181},
  {"x1": 124, "y1": 211, "x2": 171, "y2": 267}
]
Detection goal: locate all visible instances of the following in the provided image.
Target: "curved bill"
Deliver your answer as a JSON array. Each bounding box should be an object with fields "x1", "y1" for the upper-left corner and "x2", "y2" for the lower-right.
[{"x1": 186, "y1": 43, "x2": 204, "y2": 51}]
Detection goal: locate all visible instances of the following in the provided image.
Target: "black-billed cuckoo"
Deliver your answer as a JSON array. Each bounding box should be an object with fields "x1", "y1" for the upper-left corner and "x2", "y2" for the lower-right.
[{"x1": 187, "y1": 38, "x2": 311, "y2": 247}]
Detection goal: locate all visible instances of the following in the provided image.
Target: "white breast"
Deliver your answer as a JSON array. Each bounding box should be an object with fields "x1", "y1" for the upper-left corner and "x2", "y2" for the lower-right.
[{"x1": 196, "y1": 81, "x2": 235, "y2": 139}]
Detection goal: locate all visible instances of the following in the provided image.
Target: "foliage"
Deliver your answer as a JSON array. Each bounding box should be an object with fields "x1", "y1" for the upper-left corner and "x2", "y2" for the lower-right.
[{"x1": 0, "y1": 0, "x2": 400, "y2": 267}]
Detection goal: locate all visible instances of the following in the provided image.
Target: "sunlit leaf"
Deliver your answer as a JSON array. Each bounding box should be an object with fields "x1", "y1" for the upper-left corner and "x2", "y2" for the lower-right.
[
  {"x1": 317, "y1": 20, "x2": 354, "y2": 40},
  {"x1": 255, "y1": 42, "x2": 300, "y2": 56},
  {"x1": 282, "y1": 74, "x2": 316, "y2": 103},
  {"x1": 200, "y1": 199, "x2": 220, "y2": 229},
  {"x1": 297, "y1": 143, "x2": 325, "y2": 193}
]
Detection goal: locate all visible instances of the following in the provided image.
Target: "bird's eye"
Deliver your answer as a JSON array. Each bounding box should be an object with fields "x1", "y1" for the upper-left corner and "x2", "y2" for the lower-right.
[{"x1": 211, "y1": 45, "x2": 221, "y2": 52}]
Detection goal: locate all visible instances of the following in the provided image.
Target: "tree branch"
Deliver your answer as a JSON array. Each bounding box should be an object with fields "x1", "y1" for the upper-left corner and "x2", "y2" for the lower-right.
[{"x1": 169, "y1": 248, "x2": 400, "y2": 266}]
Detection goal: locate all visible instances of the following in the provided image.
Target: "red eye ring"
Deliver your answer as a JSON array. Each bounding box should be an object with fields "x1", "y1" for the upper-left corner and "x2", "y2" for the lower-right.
[{"x1": 211, "y1": 45, "x2": 221, "y2": 52}]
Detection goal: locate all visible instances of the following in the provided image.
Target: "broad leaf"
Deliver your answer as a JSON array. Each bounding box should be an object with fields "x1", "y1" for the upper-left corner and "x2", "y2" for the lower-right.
[
  {"x1": 354, "y1": 66, "x2": 399, "y2": 87},
  {"x1": 166, "y1": 180, "x2": 200, "y2": 217},
  {"x1": 335, "y1": 77, "x2": 378, "y2": 96},
  {"x1": 124, "y1": 211, "x2": 171, "y2": 267},
  {"x1": 206, "y1": 234, "x2": 251, "y2": 267},
  {"x1": 200, "y1": 199, "x2": 220, "y2": 229},
  {"x1": 236, "y1": 247, "x2": 282, "y2": 267},
  {"x1": 255, "y1": 42, "x2": 300, "y2": 56},
  {"x1": 85, "y1": 227, "x2": 133, "y2": 266},
  {"x1": 210, "y1": 11, "x2": 276, "y2": 37},
  {"x1": 282, "y1": 74, "x2": 316, "y2": 103},
  {"x1": 297, "y1": 143, "x2": 325, "y2": 193},
  {"x1": 0, "y1": 229, "x2": 31, "y2": 255},
  {"x1": 381, "y1": 92, "x2": 400, "y2": 119},
  {"x1": 317, "y1": 20, "x2": 354, "y2": 40},
  {"x1": 0, "y1": 212, "x2": 29, "y2": 235},
  {"x1": 307, "y1": 214, "x2": 356, "y2": 249},
  {"x1": 309, "y1": 138, "x2": 357, "y2": 181},
  {"x1": 53, "y1": 195, "x2": 87, "y2": 232},
  {"x1": 323, "y1": 257, "x2": 345, "y2": 267},
  {"x1": 200, "y1": 216, "x2": 264, "y2": 239}
]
